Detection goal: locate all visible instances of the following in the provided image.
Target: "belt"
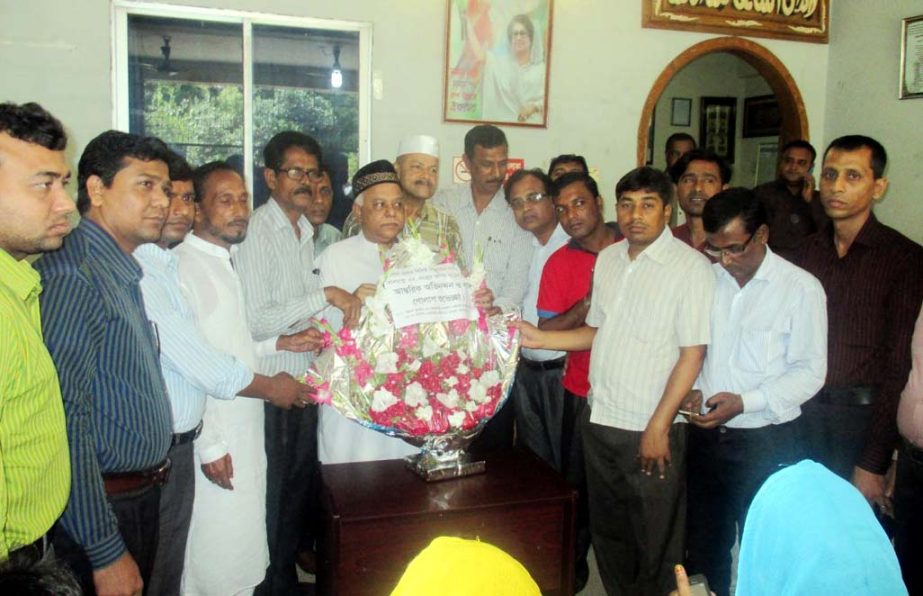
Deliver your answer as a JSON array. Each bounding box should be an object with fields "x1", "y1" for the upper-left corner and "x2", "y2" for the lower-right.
[
  {"x1": 9, "y1": 534, "x2": 47, "y2": 563},
  {"x1": 520, "y1": 356, "x2": 566, "y2": 371},
  {"x1": 172, "y1": 421, "x2": 203, "y2": 447},
  {"x1": 102, "y1": 459, "x2": 171, "y2": 496},
  {"x1": 814, "y1": 386, "x2": 875, "y2": 407}
]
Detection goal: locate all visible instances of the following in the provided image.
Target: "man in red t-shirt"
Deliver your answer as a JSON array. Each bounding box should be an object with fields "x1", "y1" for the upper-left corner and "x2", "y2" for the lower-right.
[{"x1": 536, "y1": 171, "x2": 620, "y2": 591}]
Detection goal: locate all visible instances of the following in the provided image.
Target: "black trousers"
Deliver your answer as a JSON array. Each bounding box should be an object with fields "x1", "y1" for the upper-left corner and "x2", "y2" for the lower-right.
[
  {"x1": 148, "y1": 440, "x2": 195, "y2": 596},
  {"x1": 52, "y1": 484, "x2": 161, "y2": 595},
  {"x1": 685, "y1": 421, "x2": 800, "y2": 596},
  {"x1": 469, "y1": 390, "x2": 516, "y2": 457},
  {"x1": 261, "y1": 403, "x2": 318, "y2": 595},
  {"x1": 583, "y1": 411, "x2": 687, "y2": 596},
  {"x1": 895, "y1": 439, "x2": 923, "y2": 596},
  {"x1": 799, "y1": 398, "x2": 871, "y2": 480}
]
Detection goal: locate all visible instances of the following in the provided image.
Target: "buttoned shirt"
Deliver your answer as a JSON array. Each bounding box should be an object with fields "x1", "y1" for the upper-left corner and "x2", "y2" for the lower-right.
[
  {"x1": 433, "y1": 184, "x2": 532, "y2": 311},
  {"x1": 586, "y1": 228, "x2": 714, "y2": 431},
  {"x1": 234, "y1": 197, "x2": 327, "y2": 376},
  {"x1": 796, "y1": 215, "x2": 923, "y2": 473},
  {"x1": 521, "y1": 224, "x2": 569, "y2": 361},
  {"x1": 135, "y1": 243, "x2": 254, "y2": 433},
  {"x1": 0, "y1": 249, "x2": 69, "y2": 559},
  {"x1": 898, "y1": 304, "x2": 923, "y2": 449},
  {"x1": 342, "y1": 202, "x2": 466, "y2": 268},
  {"x1": 698, "y1": 248, "x2": 827, "y2": 428},
  {"x1": 754, "y1": 179, "x2": 828, "y2": 262},
  {"x1": 36, "y1": 219, "x2": 172, "y2": 569}
]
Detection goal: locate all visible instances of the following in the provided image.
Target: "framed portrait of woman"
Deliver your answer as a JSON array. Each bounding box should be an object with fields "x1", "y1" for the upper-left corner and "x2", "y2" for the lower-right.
[{"x1": 443, "y1": 0, "x2": 554, "y2": 128}]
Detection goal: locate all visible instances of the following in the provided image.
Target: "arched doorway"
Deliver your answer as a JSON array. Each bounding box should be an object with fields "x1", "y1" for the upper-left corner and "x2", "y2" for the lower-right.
[{"x1": 636, "y1": 36, "x2": 808, "y2": 166}]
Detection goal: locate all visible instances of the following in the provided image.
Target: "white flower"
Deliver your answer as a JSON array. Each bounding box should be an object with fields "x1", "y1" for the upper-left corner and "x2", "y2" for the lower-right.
[
  {"x1": 404, "y1": 238, "x2": 438, "y2": 267},
  {"x1": 464, "y1": 400, "x2": 478, "y2": 412},
  {"x1": 422, "y1": 334, "x2": 447, "y2": 358},
  {"x1": 371, "y1": 388, "x2": 398, "y2": 412},
  {"x1": 470, "y1": 383, "x2": 489, "y2": 404},
  {"x1": 467, "y1": 260, "x2": 486, "y2": 293},
  {"x1": 437, "y1": 389, "x2": 460, "y2": 409},
  {"x1": 408, "y1": 360, "x2": 422, "y2": 372},
  {"x1": 375, "y1": 352, "x2": 399, "y2": 374},
  {"x1": 448, "y1": 411, "x2": 467, "y2": 429},
  {"x1": 457, "y1": 363, "x2": 469, "y2": 375},
  {"x1": 445, "y1": 376, "x2": 458, "y2": 387},
  {"x1": 479, "y1": 370, "x2": 501, "y2": 387},
  {"x1": 415, "y1": 405, "x2": 433, "y2": 421},
  {"x1": 405, "y1": 382, "x2": 428, "y2": 407}
]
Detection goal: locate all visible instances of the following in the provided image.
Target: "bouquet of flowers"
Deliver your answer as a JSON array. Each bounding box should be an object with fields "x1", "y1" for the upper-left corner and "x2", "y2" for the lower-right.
[{"x1": 303, "y1": 234, "x2": 521, "y2": 479}]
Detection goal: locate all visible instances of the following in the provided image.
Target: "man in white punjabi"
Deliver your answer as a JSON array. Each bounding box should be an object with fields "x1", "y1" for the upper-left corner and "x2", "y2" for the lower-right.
[
  {"x1": 316, "y1": 159, "x2": 420, "y2": 464},
  {"x1": 518, "y1": 167, "x2": 714, "y2": 595},
  {"x1": 233, "y1": 132, "x2": 359, "y2": 593},
  {"x1": 682, "y1": 187, "x2": 827, "y2": 596},
  {"x1": 139, "y1": 155, "x2": 318, "y2": 595}
]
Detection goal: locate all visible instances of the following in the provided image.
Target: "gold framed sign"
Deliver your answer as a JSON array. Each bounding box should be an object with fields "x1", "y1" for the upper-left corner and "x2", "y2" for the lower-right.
[
  {"x1": 444, "y1": 0, "x2": 554, "y2": 127},
  {"x1": 900, "y1": 15, "x2": 923, "y2": 99},
  {"x1": 642, "y1": 0, "x2": 828, "y2": 44}
]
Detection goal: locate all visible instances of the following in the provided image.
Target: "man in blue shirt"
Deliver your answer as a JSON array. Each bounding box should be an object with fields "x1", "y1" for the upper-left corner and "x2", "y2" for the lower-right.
[{"x1": 37, "y1": 130, "x2": 176, "y2": 595}]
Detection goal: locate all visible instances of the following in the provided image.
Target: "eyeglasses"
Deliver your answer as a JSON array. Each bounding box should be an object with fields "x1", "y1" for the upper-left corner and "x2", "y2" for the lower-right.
[
  {"x1": 277, "y1": 167, "x2": 323, "y2": 182},
  {"x1": 703, "y1": 233, "x2": 755, "y2": 259},
  {"x1": 509, "y1": 192, "x2": 549, "y2": 210}
]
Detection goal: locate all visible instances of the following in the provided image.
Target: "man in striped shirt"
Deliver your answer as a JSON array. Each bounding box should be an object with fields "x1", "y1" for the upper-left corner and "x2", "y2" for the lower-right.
[
  {"x1": 37, "y1": 131, "x2": 176, "y2": 595},
  {"x1": 519, "y1": 167, "x2": 713, "y2": 595},
  {"x1": 0, "y1": 102, "x2": 71, "y2": 566}
]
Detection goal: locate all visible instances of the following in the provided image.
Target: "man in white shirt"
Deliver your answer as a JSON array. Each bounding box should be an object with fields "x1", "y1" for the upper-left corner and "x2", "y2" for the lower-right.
[
  {"x1": 433, "y1": 124, "x2": 532, "y2": 313},
  {"x1": 681, "y1": 187, "x2": 827, "y2": 596},
  {"x1": 316, "y1": 159, "x2": 420, "y2": 465},
  {"x1": 139, "y1": 156, "x2": 318, "y2": 596},
  {"x1": 173, "y1": 162, "x2": 310, "y2": 594},
  {"x1": 233, "y1": 132, "x2": 360, "y2": 592},
  {"x1": 519, "y1": 167, "x2": 714, "y2": 595}
]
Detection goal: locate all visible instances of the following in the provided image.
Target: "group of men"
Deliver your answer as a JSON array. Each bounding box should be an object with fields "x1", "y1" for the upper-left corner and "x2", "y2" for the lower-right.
[{"x1": 2, "y1": 96, "x2": 922, "y2": 596}]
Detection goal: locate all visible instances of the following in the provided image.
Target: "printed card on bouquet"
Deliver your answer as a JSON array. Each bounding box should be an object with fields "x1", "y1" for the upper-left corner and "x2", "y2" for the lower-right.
[{"x1": 384, "y1": 263, "x2": 478, "y2": 328}]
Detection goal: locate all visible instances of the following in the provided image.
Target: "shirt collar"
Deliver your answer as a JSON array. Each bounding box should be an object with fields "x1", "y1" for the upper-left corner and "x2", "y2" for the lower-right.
[
  {"x1": 622, "y1": 226, "x2": 674, "y2": 264},
  {"x1": 851, "y1": 213, "x2": 885, "y2": 248},
  {"x1": 80, "y1": 218, "x2": 143, "y2": 283},
  {"x1": 0, "y1": 248, "x2": 42, "y2": 302},
  {"x1": 715, "y1": 245, "x2": 778, "y2": 288},
  {"x1": 133, "y1": 242, "x2": 177, "y2": 272},
  {"x1": 181, "y1": 231, "x2": 235, "y2": 260},
  {"x1": 567, "y1": 222, "x2": 621, "y2": 253},
  {"x1": 267, "y1": 197, "x2": 314, "y2": 239}
]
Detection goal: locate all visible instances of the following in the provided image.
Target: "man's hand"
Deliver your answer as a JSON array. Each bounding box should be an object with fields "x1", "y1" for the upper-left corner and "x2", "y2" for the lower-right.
[
  {"x1": 325, "y1": 286, "x2": 362, "y2": 328},
  {"x1": 93, "y1": 551, "x2": 143, "y2": 596},
  {"x1": 681, "y1": 390, "x2": 703, "y2": 414},
  {"x1": 264, "y1": 372, "x2": 312, "y2": 410},
  {"x1": 277, "y1": 328, "x2": 324, "y2": 353},
  {"x1": 852, "y1": 466, "x2": 888, "y2": 511},
  {"x1": 202, "y1": 454, "x2": 234, "y2": 490},
  {"x1": 354, "y1": 283, "x2": 377, "y2": 302},
  {"x1": 801, "y1": 173, "x2": 816, "y2": 202},
  {"x1": 639, "y1": 422, "x2": 671, "y2": 478},
  {"x1": 513, "y1": 320, "x2": 544, "y2": 349},
  {"x1": 689, "y1": 392, "x2": 743, "y2": 429}
]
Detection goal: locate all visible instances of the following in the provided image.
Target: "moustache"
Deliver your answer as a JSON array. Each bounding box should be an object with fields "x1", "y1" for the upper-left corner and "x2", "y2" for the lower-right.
[{"x1": 293, "y1": 186, "x2": 313, "y2": 196}]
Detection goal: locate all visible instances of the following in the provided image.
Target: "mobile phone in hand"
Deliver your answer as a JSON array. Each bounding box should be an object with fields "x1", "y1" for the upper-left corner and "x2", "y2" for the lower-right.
[{"x1": 688, "y1": 573, "x2": 711, "y2": 596}]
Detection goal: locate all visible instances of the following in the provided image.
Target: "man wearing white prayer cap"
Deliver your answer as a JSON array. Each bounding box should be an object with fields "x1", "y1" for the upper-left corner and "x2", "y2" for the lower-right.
[{"x1": 343, "y1": 134, "x2": 465, "y2": 265}]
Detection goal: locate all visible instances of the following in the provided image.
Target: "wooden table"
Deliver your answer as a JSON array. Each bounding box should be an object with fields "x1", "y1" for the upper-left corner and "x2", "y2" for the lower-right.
[{"x1": 317, "y1": 449, "x2": 576, "y2": 595}]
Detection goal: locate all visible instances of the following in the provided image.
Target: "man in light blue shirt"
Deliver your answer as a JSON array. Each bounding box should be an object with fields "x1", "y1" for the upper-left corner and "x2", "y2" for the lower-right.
[{"x1": 138, "y1": 155, "x2": 319, "y2": 596}]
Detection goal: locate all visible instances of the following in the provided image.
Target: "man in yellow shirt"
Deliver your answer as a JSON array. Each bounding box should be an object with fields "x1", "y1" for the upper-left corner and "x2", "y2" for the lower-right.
[{"x1": 0, "y1": 102, "x2": 72, "y2": 562}]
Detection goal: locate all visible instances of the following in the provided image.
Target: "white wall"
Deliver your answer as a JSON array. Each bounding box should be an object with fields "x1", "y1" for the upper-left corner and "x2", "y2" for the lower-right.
[
  {"x1": 825, "y1": 1, "x2": 923, "y2": 244},
  {"x1": 1, "y1": 0, "x2": 830, "y2": 221}
]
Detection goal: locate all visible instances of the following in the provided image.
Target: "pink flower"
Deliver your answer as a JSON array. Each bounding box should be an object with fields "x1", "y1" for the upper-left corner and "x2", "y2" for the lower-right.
[
  {"x1": 454, "y1": 375, "x2": 471, "y2": 394},
  {"x1": 439, "y1": 352, "x2": 462, "y2": 377},
  {"x1": 398, "y1": 327, "x2": 419, "y2": 350},
  {"x1": 477, "y1": 310, "x2": 489, "y2": 333},
  {"x1": 384, "y1": 372, "x2": 405, "y2": 395},
  {"x1": 448, "y1": 318, "x2": 471, "y2": 337},
  {"x1": 355, "y1": 362, "x2": 374, "y2": 386}
]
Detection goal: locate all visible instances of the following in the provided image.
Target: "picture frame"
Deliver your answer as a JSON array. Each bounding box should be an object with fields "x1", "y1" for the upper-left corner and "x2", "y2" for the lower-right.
[
  {"x1": 443, "y1": 0, "x2": 554, "y2": 127},
  {"x1": 699, "y1": 97, "x2": 737, "y2": 164},
  {"x1": 670, "y1": 97, "x2": 691, "y2": 127},
  {"x1": 900, "y1": 14, "x2": 923, "y2": 99},
  {"x1": 742, "y1": 95, "x2": 781, "y2": 138}
]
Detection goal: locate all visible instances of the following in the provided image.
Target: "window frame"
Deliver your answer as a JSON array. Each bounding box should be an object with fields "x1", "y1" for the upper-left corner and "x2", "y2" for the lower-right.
[{"x1": 112, "y1": 0, "x2": 372, "y2": 201}]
